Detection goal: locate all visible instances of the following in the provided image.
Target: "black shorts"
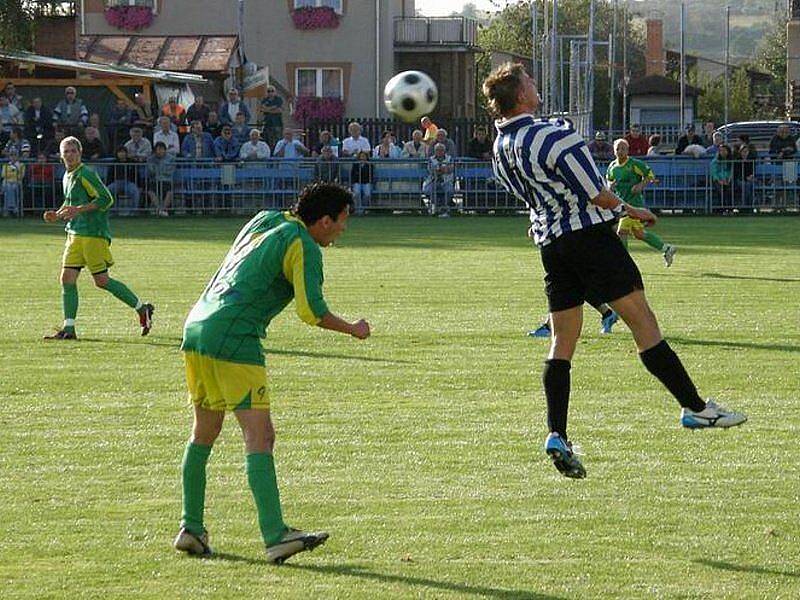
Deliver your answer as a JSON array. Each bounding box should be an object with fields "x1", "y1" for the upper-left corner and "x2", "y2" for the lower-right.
[{"x1": 540, "y1": 222, "x2": 644, "y2": 312}]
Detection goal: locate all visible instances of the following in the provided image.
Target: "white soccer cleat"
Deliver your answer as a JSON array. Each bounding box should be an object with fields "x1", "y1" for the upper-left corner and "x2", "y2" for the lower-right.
[
  {"x1": 265, "y1": 528, "x2": 329, "y2": 565},
  {"x1": 663, "y1": 244, "x2": 677, "y2": 267},
  {"x1": 173, "y1": 527, "x2": 212, "y2": 556},
  {"x1": 681, "y1": 399, "x2": 748, "y2": 429}
]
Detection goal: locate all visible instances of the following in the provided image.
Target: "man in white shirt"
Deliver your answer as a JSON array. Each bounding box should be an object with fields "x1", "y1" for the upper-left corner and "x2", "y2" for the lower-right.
[
  {"x1": 341, "y1": 122, "x2": 371, "y2": 157},
  {"x1": 153, "y1": 116, "x2": 180, "y2": 156},
  {"x1": 239, "y1": 129, "x2": 271, "y2": 161},
  {"x1": 124, "y1": 127, "x2": 153, "y2": 161},
  {"x1": 273, "y1": 129, "x2": 309, "y2": 159}
]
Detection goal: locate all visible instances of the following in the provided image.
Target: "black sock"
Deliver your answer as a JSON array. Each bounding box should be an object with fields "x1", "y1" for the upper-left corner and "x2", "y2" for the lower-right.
[
  {"x1": 639, "y1": 340, "x2": 705, "y2": 412},
  {"x1": 543, "y1": 359, "x2": 571, "y2": 438}
]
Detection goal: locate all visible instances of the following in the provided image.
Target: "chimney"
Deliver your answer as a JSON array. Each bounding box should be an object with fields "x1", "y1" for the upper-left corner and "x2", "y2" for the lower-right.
[{"x1": 645, "y1": 19, "x2": 665, "y2": 77}]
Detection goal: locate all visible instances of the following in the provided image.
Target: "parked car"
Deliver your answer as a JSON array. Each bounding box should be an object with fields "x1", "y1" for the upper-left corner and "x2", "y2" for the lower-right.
[{"x1": 715, "y1": 121, "x2": 800, "y2": 153}]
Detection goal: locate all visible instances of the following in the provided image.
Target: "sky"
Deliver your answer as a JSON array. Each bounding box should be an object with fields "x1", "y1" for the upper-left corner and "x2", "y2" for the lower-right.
[{"x1": 414, "y1": 0, "x2": 500, "y2": 17}]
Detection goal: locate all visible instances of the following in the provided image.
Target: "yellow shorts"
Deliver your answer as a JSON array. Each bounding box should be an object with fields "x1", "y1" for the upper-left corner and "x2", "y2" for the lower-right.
[
  {"x1": 62, "y1": 234, "x2": 114, "y2": 274},
  {"x1": 184, "y1": 351, "x2": 269, "y2": 412},
  {"x1": 618, "y1": 216, "x2": 645, "y2": 235}
]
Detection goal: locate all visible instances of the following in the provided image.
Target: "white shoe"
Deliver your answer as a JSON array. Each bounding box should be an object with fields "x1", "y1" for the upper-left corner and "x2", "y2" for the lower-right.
[
  {"x1": 158, "y1": 210, "x2": 169, "y2": 217},
  {"x1": 173, "y1": 527, "x2": 212, "y2": 556},
  {"x1": 663, "y1": 244, "x2": 677, "y2": 267},
  {"x1": 681, "y1": 399, "x2": 747, "y2": 429},
  {"x1": 265, "y1": 527, "x2": 329, "y2": 565}
]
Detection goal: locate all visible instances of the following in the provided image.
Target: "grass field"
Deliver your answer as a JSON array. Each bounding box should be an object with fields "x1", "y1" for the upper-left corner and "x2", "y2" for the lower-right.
[{"x1": 1, "y1": 215, "x2": 799, "y2": 599}]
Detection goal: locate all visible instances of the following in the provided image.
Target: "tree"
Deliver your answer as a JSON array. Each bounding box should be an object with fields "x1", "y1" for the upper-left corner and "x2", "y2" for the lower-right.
[
  {"x1": 755, "y1": 18, "x2": 787, "y2": 108},
  {"x1": 0, "y1": 0, "x2": 33, "y2": 53},
  {"x1": 693, "y1": 67, "x2": 755, "y2": 125}
]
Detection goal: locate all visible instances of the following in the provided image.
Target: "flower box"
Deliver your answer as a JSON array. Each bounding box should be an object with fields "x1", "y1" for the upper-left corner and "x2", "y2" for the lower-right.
[
  {"x1": 291, "y1": 6, "x2": 340, "y2": 30},
  {"x1": 104, "y1": 6, "x2": 154, "y2": 31},
  {"x1": 293, "y1": 96, "x2": 345, "y2": 123}
]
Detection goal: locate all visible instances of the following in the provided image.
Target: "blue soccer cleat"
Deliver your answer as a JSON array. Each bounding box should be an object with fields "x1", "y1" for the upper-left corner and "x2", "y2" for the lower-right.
[
  {"x1": 527, "y1": 321, "x2": 551, "y2": 338},
  {"x1": 544, "y1": 432, "x2": 586, "y2": 479},
  {"x1": 681, "y1": 399, "x2": 747, "y2": 429},
  {"x1": 600, "y1": 310, "x2": 619, "y2": 334}
]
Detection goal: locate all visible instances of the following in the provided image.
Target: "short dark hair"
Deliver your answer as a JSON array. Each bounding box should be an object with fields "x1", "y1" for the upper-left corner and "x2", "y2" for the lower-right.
[
  {"x1": 293, "y1": 183, "x2": 354, "y2": 226},
  {"x1": 154, "y1": 141, "x2": 167, "y2": 150},
  {"x1": 482, "y1": 62, "x2": 527, "y2": 117}
]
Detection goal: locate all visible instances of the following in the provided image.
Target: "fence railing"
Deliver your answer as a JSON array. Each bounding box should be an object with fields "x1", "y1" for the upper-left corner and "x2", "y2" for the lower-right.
[
  {"x1": 393, "y1": 17, "x2": 479, "y2": 47},
  {"x1": 2, "y1": 156, "x2": 798, "y2": 218}
]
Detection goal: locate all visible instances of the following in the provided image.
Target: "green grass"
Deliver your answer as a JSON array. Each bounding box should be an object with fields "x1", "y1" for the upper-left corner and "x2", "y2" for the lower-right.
[{"x1": 1, "y1": 216, "x2": 799, "y2": 599}]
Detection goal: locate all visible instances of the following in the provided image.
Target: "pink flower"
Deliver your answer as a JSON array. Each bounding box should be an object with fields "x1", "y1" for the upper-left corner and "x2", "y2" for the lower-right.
[
  {"x1": 104, "y1": 6, "x2": 154, "y2": 31},
  {"x1": 291, "y1": 6, "x2": 340, "y2": 30},
  {"x1": 293, "y1": 96, "x2": 345, "y2": 123}
]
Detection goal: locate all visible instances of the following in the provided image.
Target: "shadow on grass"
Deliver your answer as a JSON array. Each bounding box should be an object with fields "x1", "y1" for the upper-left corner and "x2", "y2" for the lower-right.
[
  {"x1": 695, "y1": 559, "x2": 800, "y2": 579},
  {"x1": 700, "y1": 272, "x2": 800, "y2": 283},
  {"x1": 668, "y1": 336, "x2": 800, "y2": 354},
  {"x1": 288, "y1": 562, "x2": 564, "y2": 599},
  {"x1": 78, "y1": 337, "x2": 181, "y2": 348},
  {"x1": 266, "y1": 348, "x2": 417, "y2": 365}
]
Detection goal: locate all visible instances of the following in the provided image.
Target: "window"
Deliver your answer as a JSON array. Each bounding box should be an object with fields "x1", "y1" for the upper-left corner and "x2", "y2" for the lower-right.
[
  {"x1": 295, "y1": 68, "x2": 343, "y2": 98},
  {"x1": 294, "y1": 0, "x2": 342, "y2": 13},
  {"x1": 106, "y1": 0, "x2": 157, "y2": 11}
]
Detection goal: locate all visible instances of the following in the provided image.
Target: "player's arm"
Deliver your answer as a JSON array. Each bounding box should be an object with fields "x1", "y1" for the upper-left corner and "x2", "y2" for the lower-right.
[
  {"x1": 283, "y1": 238, "x2": 370, "y2": 339},
  {"x1": 631, "y1": 162, "x2": 657, "y2": 194},
  {"x1": 56, "y1": 171, "x2": 114, "y2": 221},
  {"x1": 592, "y1": 188, "x2": 656, "y2": 226}
]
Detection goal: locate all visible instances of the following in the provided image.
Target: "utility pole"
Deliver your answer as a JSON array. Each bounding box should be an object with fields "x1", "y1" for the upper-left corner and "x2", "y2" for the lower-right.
[
  {"x1": 680, "y1": 0, "x2": 686, "y2": 132},
  {"x1": 610, "y1": 0, "x2": 618, "y2": 134},
  {"x1": 724, "y1": 4, "x2": 730, "y2": 127},
  {"x1": 586, "y1": 0, "x2": 596, "y2": 134},
  {"x1": 551, "y1": 0, "x2": 559, "y2": 114},
  {"x1": 532, "y1": 1, "x2": 538, "y2": 86},
  {"x1": 622, "y1": 0, "x2": 628, "y2": 133}
]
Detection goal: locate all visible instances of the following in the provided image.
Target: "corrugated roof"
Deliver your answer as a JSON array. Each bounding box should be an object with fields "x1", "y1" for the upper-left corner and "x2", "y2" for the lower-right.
[
  {"x1": 78, "y1": 35, "x2": 237, "y2": 73},
  {"x1": 0, "y1": 49, "x2": 207, "y2": 83}
]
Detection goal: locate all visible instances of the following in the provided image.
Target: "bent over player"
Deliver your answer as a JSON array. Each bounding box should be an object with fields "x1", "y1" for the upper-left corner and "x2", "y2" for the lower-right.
[
  {"x1": 483, "y1": 63, "x2": 746, "y2": 479},
  {"x1": 43, "y1": 136, "x2": 153, "y2": 339},
  {"x1": 174, "y1": 183, "x2": 370, "y2": 564}
]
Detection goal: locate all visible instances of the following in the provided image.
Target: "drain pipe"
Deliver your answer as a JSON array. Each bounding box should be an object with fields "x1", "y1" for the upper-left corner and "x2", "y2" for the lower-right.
[{"x1": 376, "y1": 0, "x2": 381, "y2": 116}]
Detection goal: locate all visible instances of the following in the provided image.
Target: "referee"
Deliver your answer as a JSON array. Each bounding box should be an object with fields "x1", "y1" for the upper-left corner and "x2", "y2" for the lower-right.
[{"x1": 483, "y1": 63, "x2": 747, "y2": 479}]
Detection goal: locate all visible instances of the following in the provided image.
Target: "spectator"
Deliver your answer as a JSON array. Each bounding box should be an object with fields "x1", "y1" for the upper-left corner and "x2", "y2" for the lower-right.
[
  {"x1": 350, "y1": 150, "x2": 373, "y2": 214},
  {"x1": 44, "y1": 127, "x2": 67, "y2": 160},
  {"x1": 373, "y1": 130, "x2": 401, "y2": 159},
  {"x1": 421, "y1": 116, "x2": 438, "y2": 147},
  {"x1": 623, "y1": 124, "x2": 649, "y2": 156},
  {"x1": 341, "y1": 121, "x2": 371, "y2": 157},
  {"x1": 312, "y1": 130, "x2": 341, "y2": 157},
  {"x1": 147, "y1": 142, "x2": 175, "y2": 217},
  {"x1": 186, "y1": 96, "x2": 210, "y2": 127},
  {"x1": 0, "y1": 95, "x2": 23, "y2": 142},
  {"x1": 181, "y1": 120, "x2": 215, "y2": 159},
  {"x1": 213, "y1": 125, "x2": 240, "y2": 162},
  {"x1": 273, "y1": 128, "x2": 309, "y2": 158},
  {"x1": 88, "y1": 112, "x2": 108, "y2": 149},
  {"x1": 4, "y1": 128, "x2": 31, "y2": 159},
  {"x1": 82, "y1": 126, "x2": 105, "y2": 160},
  {"x1": 2, "y1": 147, "x2": 25, "y2": 217},
  {"x1": 106, "y1": 147, "x2": 141, "y2": 216},
  {"x1": 239, "y1": 128, "x2": 271, "y2": 161},
  {"x1": 153, "y1": 115, "x2": 180, "y2": 156},
  {"x1": 259, "y1": 86, "x2": 283, "y2": 146},
  {"x1": 402, "y1": 129, "x2": 428, "y2": 159},
  {"x1": 424, "y1": 142, "x2": 455, "y2": 218},
  {"x1": 705, "y1": 132, "x2": 724, "y2": 156},
  {"x1": 124, "y1": 126, "x2": 153, "y2": 162},
  {"x1": 675, "y1": 124, "x2": 702, "y2": 155},
  {"x1": 467, "y1": 126, "x2": 493, "y2": 160},
  {"x1": 219, "y1": 88, "x2": 251, "y2": 126},
  {"x1": 109, "y1": 98, "x2": 133, "y2": 149},
  {"x1": 769, "y1": 124, "x2": 797, "y2": 159},
  {"x1": 24, "y1": 97, "x2": 53, "y2": 146},
  {"x1": 52, "y1": 86, "x2": 89, "y2": 131},
  {"x1": 434, "y1": 128, "x2": 457, "y2": 158},
  {"x1": 231, "y1": 111, "x2": 250, "y2": 147},
  {"x1": 587, "y1": 131, "x2": 613, "y2": 161},
  {"x1": 132, "y1": 92, "x2": 155, "y2": 130},
  {"x1": 733, "y1": 142, "x2": 755, "y2": 208},
  {"x1": 315, "y1": 145, "x2": 339, "y2": 183},
  {"x1": 646, "y1": 134, "x2": 667, "y2": 156},
  {"x1": 737, "y1": 134, "x2": 757, "y2": 158},
  {"x1": 700, "y1": 121, "x2": 716, "y2": 147},
  {"x1": 161, "y1": 96, "x2": 187, "y2": 133},
  {"x1": 29, "y1": 151, "x2": 56, "y2": 209},
  {"x1": 2, "y1": 82, "x2": 23, "y2": 111},
  {"x1": 205, "y1": 111, "x2": 222, "y2": 139},
  {"x1": 711, "y1": 144, "x2": 733, "y2": 207}
]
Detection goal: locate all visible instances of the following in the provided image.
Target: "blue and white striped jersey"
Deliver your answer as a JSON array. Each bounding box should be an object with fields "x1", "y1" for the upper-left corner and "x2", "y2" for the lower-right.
[{"x1": 492, "y1": 114, "x2": 620, "y2": 246}]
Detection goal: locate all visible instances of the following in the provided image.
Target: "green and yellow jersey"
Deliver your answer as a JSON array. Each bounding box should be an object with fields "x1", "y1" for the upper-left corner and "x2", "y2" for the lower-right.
[
  {"x1": 606, "y1": 156, "x2": 654, "y2": 208},
  {"x1": 62, "y1": 163, "x2": 114, "y2": 241},
  {"x1": 181, "y1": 211, "x2": 329, "y2": 366}
]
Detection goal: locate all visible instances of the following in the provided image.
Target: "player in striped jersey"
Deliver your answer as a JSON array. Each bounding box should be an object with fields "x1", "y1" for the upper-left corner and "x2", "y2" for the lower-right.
[{"x1": 483, "y1": 63, "x2": 746, "y2": 479}]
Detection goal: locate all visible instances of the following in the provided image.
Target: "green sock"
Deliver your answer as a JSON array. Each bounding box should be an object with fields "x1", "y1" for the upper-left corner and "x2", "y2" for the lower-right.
[
  {"x1": 621, "y1": 235, "x2": 629, "y2": 249},
  {"x1": 180, "y1": 442, "x2": 212, "y2": 536},
  {"x1": 62, "y1": 282, "x2": 78, "y2": 333},
  {"x1": 104, "y1": 278, "x2": 140, "y2": 310},
  {"x1": 246, "y1": 452, "x2": 287, "y2": 546},
  {"x1": 642, "y1": 231, "x2": 665, "y2": 252}
]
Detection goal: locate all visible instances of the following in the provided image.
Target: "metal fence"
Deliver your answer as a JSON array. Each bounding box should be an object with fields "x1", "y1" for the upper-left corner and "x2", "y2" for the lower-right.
[{"x1": 2, "y1": 156, "x2": 799, "y2": 218}]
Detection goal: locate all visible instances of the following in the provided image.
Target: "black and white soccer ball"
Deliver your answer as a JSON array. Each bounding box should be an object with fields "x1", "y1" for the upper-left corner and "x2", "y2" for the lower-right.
[{"x1": 384, "y1": 71, "x2": 438, "y2": 123}]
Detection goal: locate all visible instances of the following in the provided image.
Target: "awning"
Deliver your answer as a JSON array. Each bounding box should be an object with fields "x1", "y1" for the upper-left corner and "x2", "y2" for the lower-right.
[
  {"x1": 77, "y1": 35, "x2": 238, "y2": 74},
  {"x1": 0, "y1": 49, "x2": 207, "y2": 84}
]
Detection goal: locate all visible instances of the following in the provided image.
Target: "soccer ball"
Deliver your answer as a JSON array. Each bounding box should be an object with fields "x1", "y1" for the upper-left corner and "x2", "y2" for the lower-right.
[{"x1": 384, "y1": 71, "x2": 438, "y2": 123}]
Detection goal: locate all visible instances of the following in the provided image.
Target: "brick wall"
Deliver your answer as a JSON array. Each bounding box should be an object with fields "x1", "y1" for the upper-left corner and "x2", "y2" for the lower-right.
[{"x1": 34, "y1": 16, "x2": 77, "y2": 60}]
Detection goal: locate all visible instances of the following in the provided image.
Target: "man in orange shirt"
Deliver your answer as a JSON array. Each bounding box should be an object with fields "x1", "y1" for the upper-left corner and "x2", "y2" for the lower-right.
[{"x1": 162, "y1": 97, "x2": 188, "y2": 134}]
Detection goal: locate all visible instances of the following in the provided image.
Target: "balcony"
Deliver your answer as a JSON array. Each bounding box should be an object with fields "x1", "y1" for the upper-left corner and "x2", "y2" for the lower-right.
[{"x1": 394, "y1": 17, "x2": 479, "y2": 50}]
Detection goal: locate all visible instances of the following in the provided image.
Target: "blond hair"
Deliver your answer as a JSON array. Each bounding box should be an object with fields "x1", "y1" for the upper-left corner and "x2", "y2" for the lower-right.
[
  {"x1": 482, "y1": 62, "x2": 527, "y2": 118},
  {"x1": 60, "y1": 136, "x2": 83, "y2": 154}
]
